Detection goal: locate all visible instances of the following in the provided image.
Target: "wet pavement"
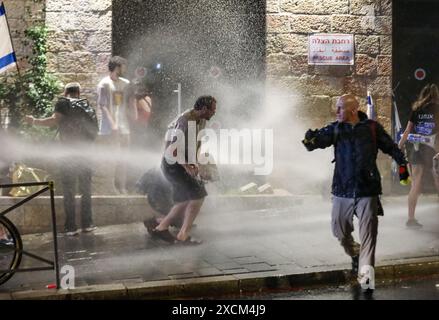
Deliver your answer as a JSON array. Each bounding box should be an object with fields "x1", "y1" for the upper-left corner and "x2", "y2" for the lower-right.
[{"x1": 1, "y1": 195, "x2": 439, "y2": 294}]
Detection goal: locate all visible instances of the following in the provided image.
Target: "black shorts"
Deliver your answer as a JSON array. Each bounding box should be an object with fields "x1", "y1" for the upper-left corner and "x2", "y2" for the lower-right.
[
  {"x1": 161, "y1": 160, "x2": 207, "y2": 203},
  {"x1": 407, "y1": 144, "x2": 436, "y2": 168}
]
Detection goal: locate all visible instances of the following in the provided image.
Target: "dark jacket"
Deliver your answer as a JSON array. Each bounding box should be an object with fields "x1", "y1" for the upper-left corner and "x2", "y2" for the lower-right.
[{"x1": 304, "y1": 111, "x2": 407, "y2": 198}]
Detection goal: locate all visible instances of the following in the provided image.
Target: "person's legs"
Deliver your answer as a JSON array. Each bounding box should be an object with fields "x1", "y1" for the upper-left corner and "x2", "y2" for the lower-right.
[
  {"x1": 408, "y1": 164, "x2": 423, "y2": 221},
  {"x1": 331, "y1": 197, "x2": 360, "y2": 257},
  {"x1": 61, "y1": 164, "x2": 77, "y2": 232},
  {"x1": 155, "y1": 201, "x2": 189, "y2": 231},
  {"x1": 78, "y1": 163, "x2": 94, "y2": 229},
  {"x1": 355, "y1": 197, "x2": 379, "y2": 269},
  {"x1": 176, "y1": 198, "x2": 204, "y2": 241},
  {"x1": 115, "y1": 133, "x2": 130, "y2": 194}
]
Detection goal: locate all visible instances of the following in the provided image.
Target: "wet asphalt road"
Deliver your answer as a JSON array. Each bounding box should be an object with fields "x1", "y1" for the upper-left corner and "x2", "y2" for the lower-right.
[{"x1": 237, "y1": 276, "x2": 439, "y2": 300}]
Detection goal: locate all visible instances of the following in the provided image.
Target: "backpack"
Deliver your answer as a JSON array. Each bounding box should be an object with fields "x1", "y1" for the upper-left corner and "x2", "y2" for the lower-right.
[{"x1": 60, "y1": 97, "x2": 99, "y2": 141}]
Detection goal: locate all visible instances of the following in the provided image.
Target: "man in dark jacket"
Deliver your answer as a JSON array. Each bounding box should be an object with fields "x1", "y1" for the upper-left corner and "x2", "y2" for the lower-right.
[{"x1": 302, "y1": 94, "x2": 409, "y2": 290}]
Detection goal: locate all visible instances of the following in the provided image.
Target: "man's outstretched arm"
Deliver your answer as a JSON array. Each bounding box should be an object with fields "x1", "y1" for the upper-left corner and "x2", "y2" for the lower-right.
[{"x1": 302, "y1": 124, "x2": 335, "y2": 151}]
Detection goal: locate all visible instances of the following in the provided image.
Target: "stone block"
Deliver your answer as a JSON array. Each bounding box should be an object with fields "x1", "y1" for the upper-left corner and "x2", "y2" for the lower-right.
[
  {"x1": 299, "y1": 95, "x2": 332, "y2": 119},
  {"x1": 86, "y1": 31, "x2": 112, "y2": 53},
  {"x1": 350, "y1": 0, "x2": 378, "y2": 15},
  {"x1": 377, "y1": 55, "x2": 391, "y2": 76},
  {"x1": 47, "y1": 32, "x2": 77, "y2": 53},
  {"x1": 379, "y1": 0, "x2": 392, "y2": 16},
  {"x1": 375, "y1": 16, "x2": 392, "y2": 35},
  {"x1": 46, "y1": 0, "x2": 73, "y2": 12},
  {"x1": 280, "y1": 0, "x2": 349, "y2": 15},
  {"x1": 355, "y1": 54, "x2": 377, "y2": 76},
  {"x1": 309, "y1": 64, "x2": 353, "y2": 77},
  {"x1": 266, "y1": 34, "x2": 283, "y2": 55},
  {"x1": 367, "y1": 76, "x2": 391, "y2": 97},
  {"x1": 290, "y1": 15, "x2": 331, "y2": 34},
  {"x1": 355, "y1": 35, "x2": 380, "y2": 56},
  {"x1": 280, "y1": 34, "x2": 308, "y2": 55},
  {"x1": 46, "y1": 53, "x2": 59, "y2": 73},
  {"x1": 96, "y1": 53, "x2": 112, "y2": 73},
  {"x1": 331, "y1": 15, "x2": 374, "y2": 34},
  {"x1": 295, "y1": 75, "x2": 345, "y2": 96},
  {"x1": 78, "y1": 11, "x2": 112, "y2": 32},
  {"x1": 267, "y1": 0, "x2": 280, "y2": 13},
  {"x1": 267, "y1": 53, "x2": 292, "y2": 77},
  {"x1": 342, "y1": 76, "x2": 367, "y2": 96},
  {"x1": 3, "y1": 0, "x2": 25, "y2": 19},
  {"x1": 375, "y1": 96, "x2": 392, "y2": 118},
  {"x1": 290, "y1": 55, "x2": 309, "y2": 76},
  {"x1": 54, "y1": 73, "x2": 78, "y2": 87},
  {"x1": 46, "y1": 12, "x2": 81, "y2": 31},
  {"x1": 7, "y1": 18, "x2": 27, "y2": 31},
  {"x1": 379, "y1": 35, "x2": 392, "y2": 55},
  {"x1": 57, "y1": 52, "x2": 96, "y2": 73},
  {"x1": 267, "y1": 14, "x2": 290, "y2": 33},
  {"x1": 89, "y1": 0, "x2": 112, "y2": 12}
]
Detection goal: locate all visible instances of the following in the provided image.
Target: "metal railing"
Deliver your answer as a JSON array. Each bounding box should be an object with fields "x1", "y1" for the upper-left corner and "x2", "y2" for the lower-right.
[{"x1": 0, "y1": 181, "x2": 60, "y2": 288}]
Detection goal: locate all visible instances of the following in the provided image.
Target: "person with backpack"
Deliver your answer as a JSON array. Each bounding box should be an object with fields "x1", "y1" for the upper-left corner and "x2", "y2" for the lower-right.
[
  {"x1": 25, "y1": 82, "x2": 98, "y2": 236},
  {"x1": 302, "y1": 94, "x2": 409, "y2": 291}
]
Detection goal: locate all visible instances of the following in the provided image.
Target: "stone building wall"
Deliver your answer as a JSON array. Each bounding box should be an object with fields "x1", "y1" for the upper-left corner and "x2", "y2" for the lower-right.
[
  {"x1": 45, "y1": 0, "x2": 112, "y2": 101},
  {"x1": 5, "y1": 0, "x2": 393, "y2": 126},
  {"x1": 266, "y1": 0, "x2": 392, "y2": 129}
]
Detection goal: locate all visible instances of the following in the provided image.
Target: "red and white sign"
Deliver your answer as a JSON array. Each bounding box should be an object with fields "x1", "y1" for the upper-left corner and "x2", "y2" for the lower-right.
[
  {"x1": 308, "y1": 34, "x2": 354, "y2": 65},
  {"x1": 414, "y1": 68, "x2": 426, "y2": 81}
]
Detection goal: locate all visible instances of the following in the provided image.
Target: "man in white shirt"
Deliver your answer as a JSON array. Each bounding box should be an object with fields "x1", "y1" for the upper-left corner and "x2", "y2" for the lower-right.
[{"x1": 97, "y1": 56, "x2": 130, "y2": 194}]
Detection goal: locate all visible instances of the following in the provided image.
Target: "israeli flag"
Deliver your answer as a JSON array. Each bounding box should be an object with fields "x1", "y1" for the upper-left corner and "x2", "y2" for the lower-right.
[
  {"x1": 366, "y1": 90, "x2": 376, "y2": 120},
  {"x1": 0, "y1": 2, "x2": 17, "y2": 74}
]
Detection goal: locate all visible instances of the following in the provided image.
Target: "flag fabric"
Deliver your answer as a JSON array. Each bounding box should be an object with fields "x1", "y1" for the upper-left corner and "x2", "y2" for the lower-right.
[
  {"x1": 366, "y1": 90, "x2": 376, "y2": 120},
  {"x1": 393, "y1": 99, "x2": 402, "y2": 136},
  {"x1": 0, "y1": 1, "x2": 17, "y2": 74}
]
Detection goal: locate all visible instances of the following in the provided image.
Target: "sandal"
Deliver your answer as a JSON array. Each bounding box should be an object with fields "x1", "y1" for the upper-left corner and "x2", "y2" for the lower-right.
[
  {"x1": 143, "y1": 218, "x2": 159, "y2": 234},
  {"x1": 174, "y1": 236, "x2": 203, "y2": 246},
  {"x1": 150, "y1": 228, "x2": 175, "y2": 243}
]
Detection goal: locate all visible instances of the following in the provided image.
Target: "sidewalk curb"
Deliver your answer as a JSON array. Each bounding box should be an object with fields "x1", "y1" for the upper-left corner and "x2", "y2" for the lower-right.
[{"x1": 4, "y1": 256, "x2": 439, "y2": 300}]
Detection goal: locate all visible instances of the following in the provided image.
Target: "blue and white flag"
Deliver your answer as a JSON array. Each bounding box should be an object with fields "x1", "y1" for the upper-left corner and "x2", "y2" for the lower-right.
[
  {"x1": 0, "y1": 2, "x2": 17, "y2": 74},
  {"x1": 366, "y1": 90, "x2": 376, "y2": 120}
]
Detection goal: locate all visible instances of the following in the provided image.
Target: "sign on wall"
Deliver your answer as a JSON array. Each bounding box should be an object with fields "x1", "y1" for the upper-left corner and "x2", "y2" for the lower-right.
[{"x1": 308, "y1": 34, "x2": 354, "y2": 65}]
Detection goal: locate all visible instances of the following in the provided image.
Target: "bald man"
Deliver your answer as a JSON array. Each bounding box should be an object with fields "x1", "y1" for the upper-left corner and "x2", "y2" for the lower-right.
[{"x1": 302, "y1": 94, "x2": 408, "y2": 291}]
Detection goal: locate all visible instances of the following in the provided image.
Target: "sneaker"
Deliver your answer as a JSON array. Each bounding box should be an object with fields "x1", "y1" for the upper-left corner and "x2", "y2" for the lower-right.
[
  {"x1": 351, "y1": 255, "x2": 359, "y2": 275},
  {"x1": 406, "y1": 219, "x2": 423, "y2": 229},
  {"x1": 65, "y1": 229, "x2": 79, "y2": 236},
  {"x1": 82, "y1": 225, "x2": 97, "y2": 233},
  {"x1": 358, "y1": 265, "x2": 375, "y2": 292}
]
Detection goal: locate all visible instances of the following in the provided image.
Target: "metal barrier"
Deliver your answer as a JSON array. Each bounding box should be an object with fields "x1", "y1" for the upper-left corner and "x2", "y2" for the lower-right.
[{"x1": 0, "y1": 181, "x2": 60, "y2": 288}]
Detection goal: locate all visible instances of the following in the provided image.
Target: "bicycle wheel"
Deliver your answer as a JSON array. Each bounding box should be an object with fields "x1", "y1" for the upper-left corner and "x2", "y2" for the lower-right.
[{"x1": 0, "y1": 216, "x2": 23, "y2": 285}]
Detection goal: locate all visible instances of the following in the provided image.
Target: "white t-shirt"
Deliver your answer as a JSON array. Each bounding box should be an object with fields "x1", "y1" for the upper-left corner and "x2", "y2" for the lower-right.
[{"x1": 97, "y1": 76, "x2": 130, "y2": 135}]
